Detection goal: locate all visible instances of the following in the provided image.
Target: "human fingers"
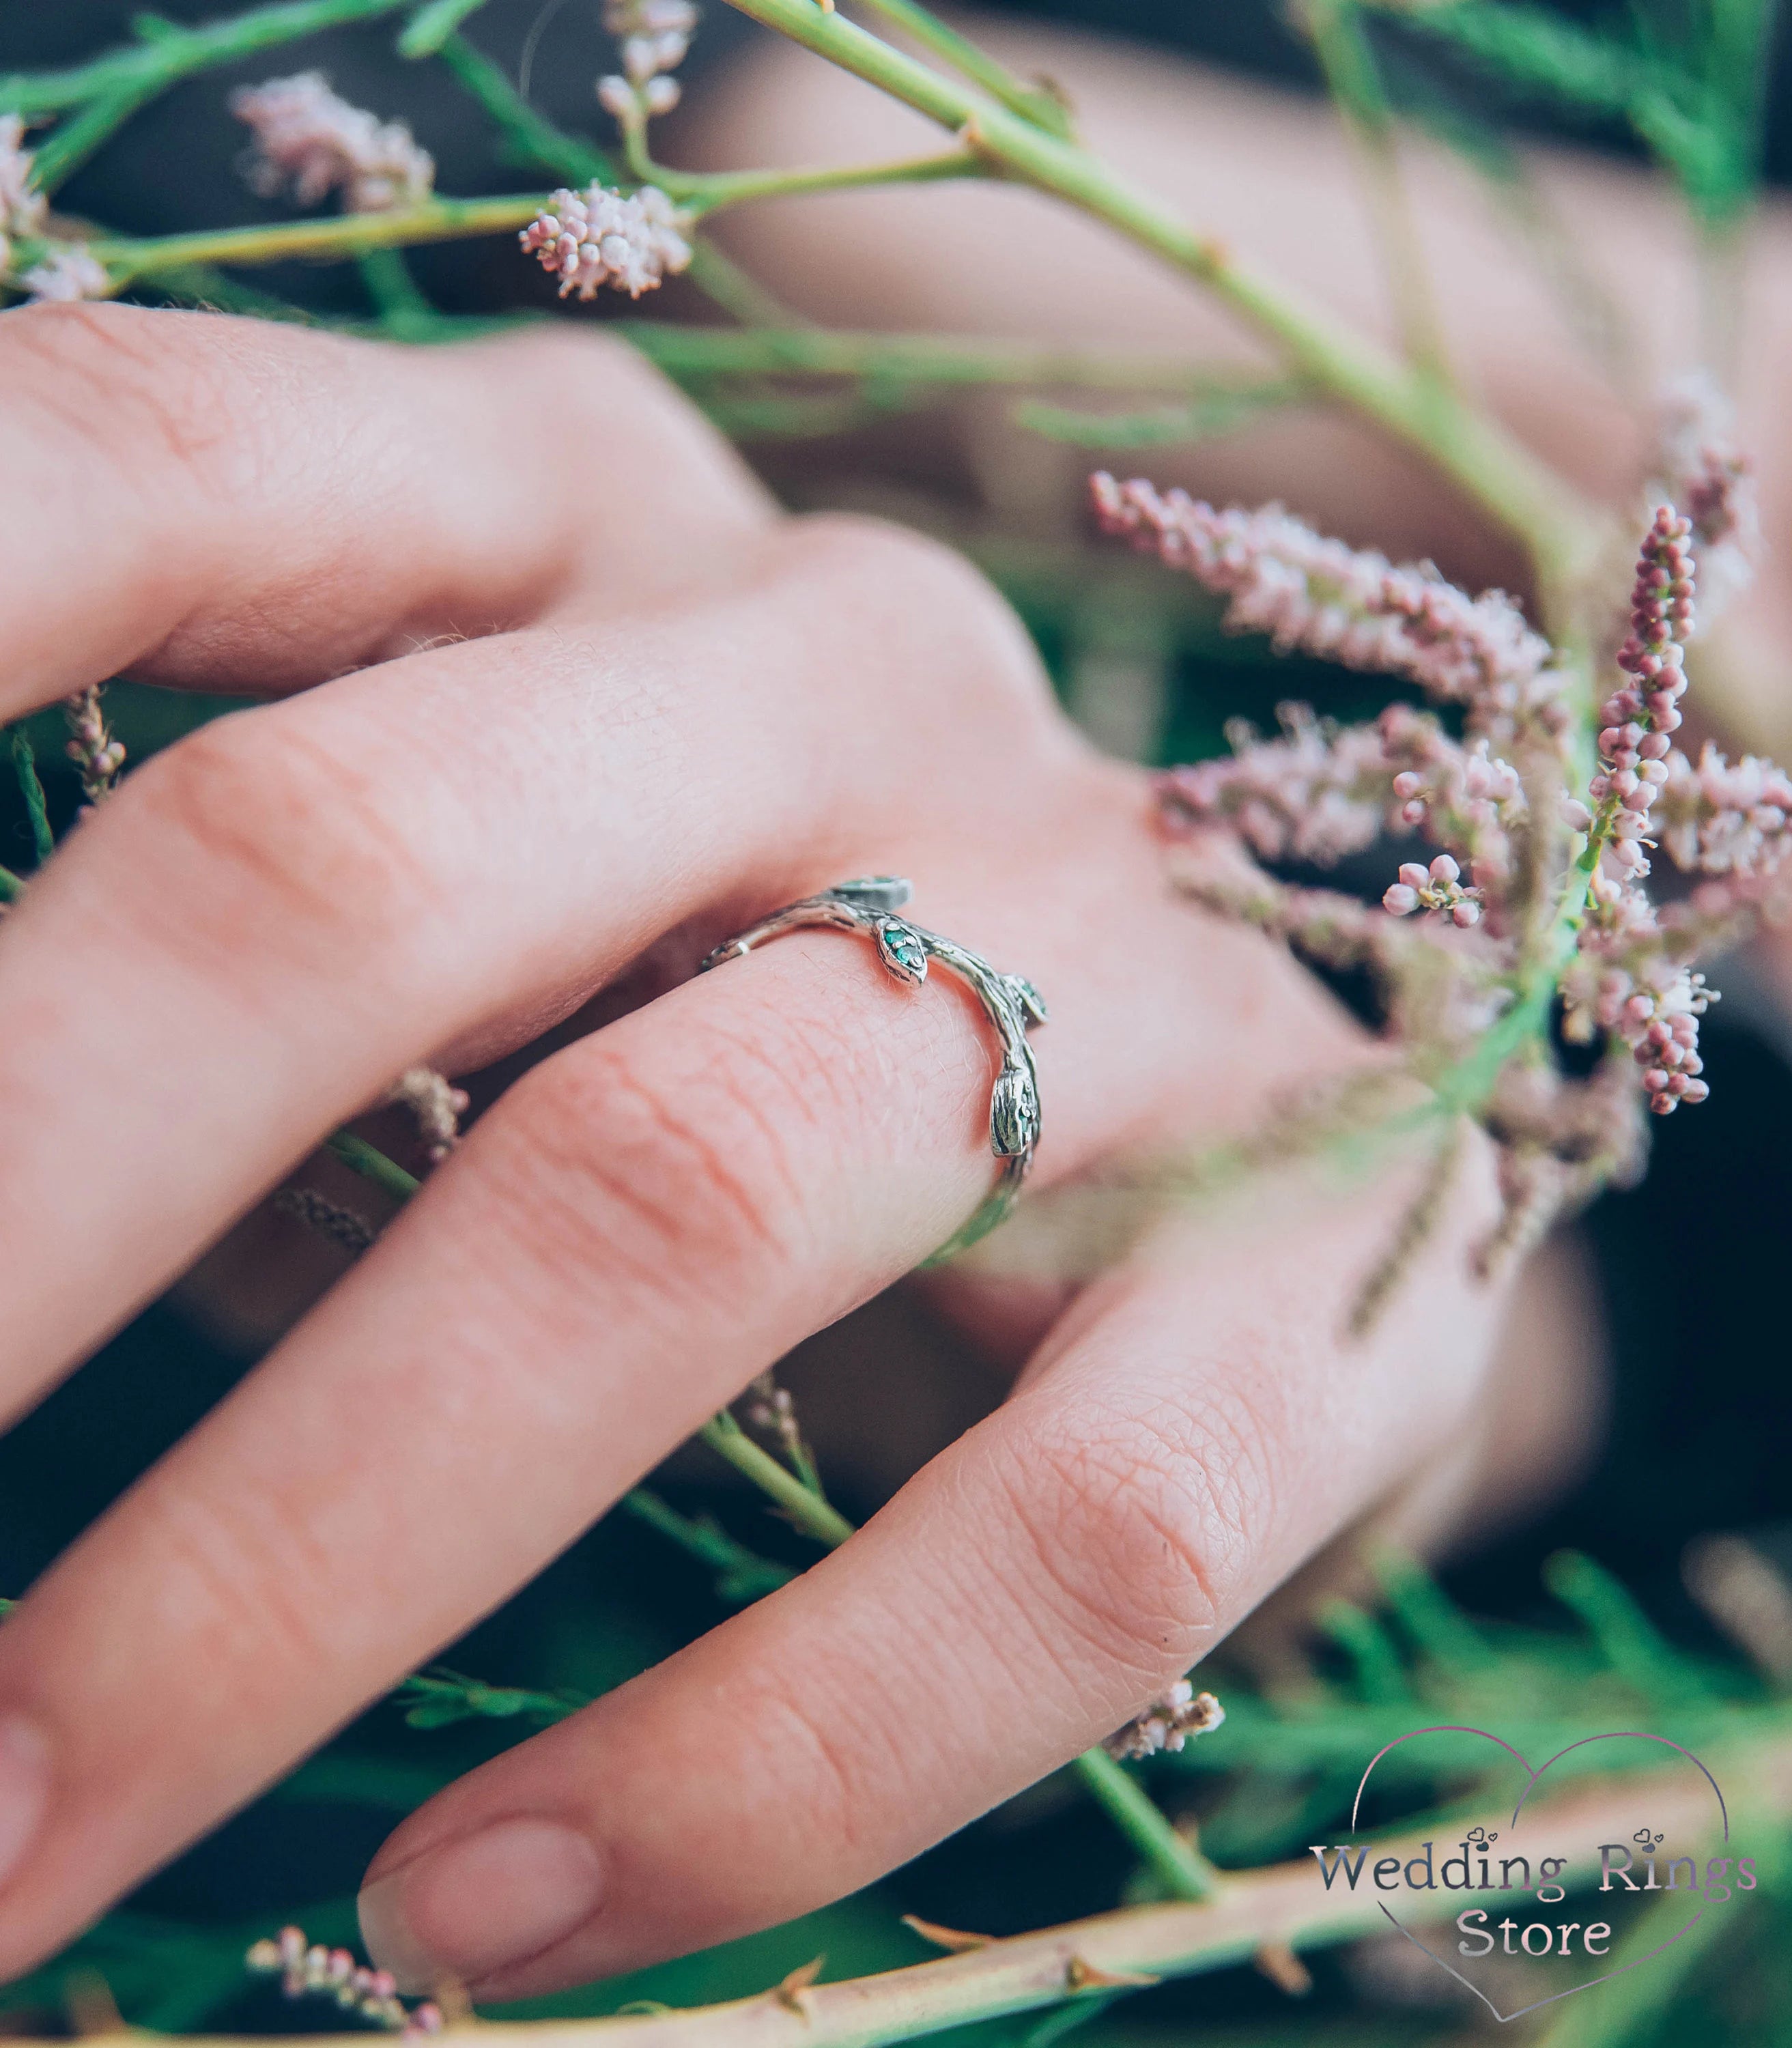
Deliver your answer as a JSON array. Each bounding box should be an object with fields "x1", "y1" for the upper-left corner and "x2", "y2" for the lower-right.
[
  {"x1": 0, "y1": 512, "x2": 1062, "y2": 1401},
  {"x1": 349, "y1": 1128, "x2": 1501, "y2": 1998},
  {"x1": 0, "y1": 302, "x2": 768, "y2": 715},
  {"x1": 0, "y1": 760, "x2": 1361, "y2": 1975}
]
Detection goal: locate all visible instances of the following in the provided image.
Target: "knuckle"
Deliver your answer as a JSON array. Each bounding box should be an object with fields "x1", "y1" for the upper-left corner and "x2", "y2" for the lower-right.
[
  {"x1": 1001, "y1": 1389, "x2": 1279, "y2": 1677},
  {"x1": 1, "y1": 302, "x2": 253, "y2": 485},
  {"x1": 480, "y1": 1010, "x2": 831, "y2": 1296},
  {"x1": 773, "y1": 511, "x2": 1058, "y2": 724},
  {"x1": 128, "y1": 713, "x2": 438, "y2": 974}
]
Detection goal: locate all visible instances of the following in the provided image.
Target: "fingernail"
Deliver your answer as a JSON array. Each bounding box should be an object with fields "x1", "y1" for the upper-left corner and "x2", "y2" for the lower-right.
[
  {"x1": 358, "y1": 1819, "x2": 604, "y2": 1993},
  {"x1": 0, "y1": 1718, "x2": 50, "y2": 1890}
]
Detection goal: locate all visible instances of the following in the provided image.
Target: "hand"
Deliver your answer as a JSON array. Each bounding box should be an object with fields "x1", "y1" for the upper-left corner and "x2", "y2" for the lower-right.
[{"x1": 0, "y1": 301, "x2": 1503, "y2": 1995}]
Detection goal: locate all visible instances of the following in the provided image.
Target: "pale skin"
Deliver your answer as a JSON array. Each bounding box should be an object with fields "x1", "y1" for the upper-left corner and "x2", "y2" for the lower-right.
[{"x1": 1, "y1": 11, "x2": 1734, "y2": 2004}]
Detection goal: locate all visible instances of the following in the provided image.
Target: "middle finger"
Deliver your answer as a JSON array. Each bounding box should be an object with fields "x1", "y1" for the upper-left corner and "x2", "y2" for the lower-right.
[{"x1": 0, "y1": 515, "x2": 1065, "y2": 1399}]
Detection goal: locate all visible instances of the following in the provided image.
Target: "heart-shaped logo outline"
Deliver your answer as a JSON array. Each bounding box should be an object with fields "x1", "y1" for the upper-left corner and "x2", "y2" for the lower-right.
[{"x1": 1346, "y1": 1725, "x2": 1729, "y2": 2025}]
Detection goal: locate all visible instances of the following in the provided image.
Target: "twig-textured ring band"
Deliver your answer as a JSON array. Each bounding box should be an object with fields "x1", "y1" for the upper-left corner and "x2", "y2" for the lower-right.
[{"x1": 699, "y1": 877, "x2": 1047, "y2": 1257}]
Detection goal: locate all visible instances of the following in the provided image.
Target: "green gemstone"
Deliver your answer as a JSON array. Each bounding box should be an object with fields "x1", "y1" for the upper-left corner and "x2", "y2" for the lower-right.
[
  {"x1": 875, "y1": 918, "x2": 928, "y2": 985},
  {"x1": 1006, "y1": 976, "x2": 1049, "y2": 1027}
]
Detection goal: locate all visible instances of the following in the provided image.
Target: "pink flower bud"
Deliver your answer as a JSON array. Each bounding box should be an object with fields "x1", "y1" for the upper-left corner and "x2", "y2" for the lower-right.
[
  {"x1": 1397, "y1": 862, "x2": 1429, "y2": 890},
  {"x1": 1382, "y1": 883, "x2": 1420, "y2": 915},
  {"x1": 1451, "y1": 900, "x2": 1481, "y2": 927},
  {"x1": 1429, "y1": 853, "x2": 1460, "y2": 883},
  {"x1": 1561, "y1": 798, "x2": 1593, "y2": 831}
]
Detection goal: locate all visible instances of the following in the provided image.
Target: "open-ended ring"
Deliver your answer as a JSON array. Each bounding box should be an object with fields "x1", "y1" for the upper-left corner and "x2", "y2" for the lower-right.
[{"x1": 698, "y1": 877, "x2": 1047, "y2": 1256}]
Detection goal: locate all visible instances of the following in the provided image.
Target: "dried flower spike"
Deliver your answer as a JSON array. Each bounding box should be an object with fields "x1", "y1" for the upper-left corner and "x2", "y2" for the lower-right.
[
  {"x1": 1103, "y1": 1679, "x2": 1225, "y2": 1760},
  {"x1": 519, "y1": 183, "x2": 692, "y2": 299},
  {"x1": 1091, "y1": 472, "x2": 1564, "y2": 750},
  {"x1": 231, "y1": 73, "x2": 434, "y2": 214},
  {"x1": 246, "y1": 1925, "x2": 440, "y2": 2036},
  {"x1": 388, "y1": 1065, "x2": 470, "y2": 1164},
  {"x1": 63, "y1": 685, "x2": 124, "y2": 803}
]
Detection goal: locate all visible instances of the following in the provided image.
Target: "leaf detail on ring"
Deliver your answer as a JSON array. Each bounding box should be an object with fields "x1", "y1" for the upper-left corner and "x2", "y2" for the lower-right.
[
  {"x1": 991, "y1": 1062, "x2": 1040, "y2": 1156},
  {"x1": 875, "y1": 917, "x2": 929, "y2": 986}
]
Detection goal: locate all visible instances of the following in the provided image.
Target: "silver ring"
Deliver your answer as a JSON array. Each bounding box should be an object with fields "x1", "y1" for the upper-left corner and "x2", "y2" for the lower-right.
[{"x1": 699, "y1": 877, "x2": 1047, "y2": 1256}]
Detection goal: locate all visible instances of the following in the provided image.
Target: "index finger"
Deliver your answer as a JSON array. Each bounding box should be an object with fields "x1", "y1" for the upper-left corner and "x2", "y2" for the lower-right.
[{"x1": 0, "y1": 302, "x2": 769, "y2": 717}]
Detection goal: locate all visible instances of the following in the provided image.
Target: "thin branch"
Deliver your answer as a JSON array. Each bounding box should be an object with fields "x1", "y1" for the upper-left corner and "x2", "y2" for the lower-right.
[
  {"x1": 430, "y1": 29, "x2": 611, "y2": 184},
  {"x1": 850, "y1": 0, "x2": 1075, "y2": 139},
  {"x1": 698, "y1": 1413, "x2": 855, "y2": 1549},
  {"x1": 0, "y1": 0, "x2": 418, "y2": 119},
  {"x1": 30, "y1": 74, "x2": 167, "y2": 191},
  {"x1": 621, "y1": 1488, "x2": 797, "y2": 1602},
  {"x1": 85, "y1": 193, "x2": 549, "y2": 289},
  {"x1": 124, "y1": 1739, "x2": 1792, "y2": 2048},
  {"x1": 1070, "y1": 1749, "x2": 1221, "y2": 1901},
  {"x1": 1299, "y1": 0, "x2": 1451, "y2": 388},
  {"x1": 613, "y1": 322, "x2": 1300, "y2": 395}
]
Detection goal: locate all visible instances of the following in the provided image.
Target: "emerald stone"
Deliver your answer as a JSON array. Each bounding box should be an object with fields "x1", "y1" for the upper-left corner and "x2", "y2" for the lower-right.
[{"x1": 874, "y1": 918, "x2": 929, "y2": 985}]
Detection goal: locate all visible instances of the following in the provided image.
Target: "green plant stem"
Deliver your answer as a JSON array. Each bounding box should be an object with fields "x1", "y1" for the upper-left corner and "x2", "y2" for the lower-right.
[
  {"x1": 1071, "y1": 1748, "x2": 1221, "y2": 1901},
  {"x1": 850, "y1": 0, "x2": 1075, "y2": 138},
  {"x1": 31, "y1": 74, "x2": 166, "y2": 191},
  {"x1": 698, "y1": 1413, "x2": 856, "y2": 1548},
  {"x1": 8, "y1": 729, "x2": 54, "y2": 868},
  {"x1": 85, "y1": 193, "x2": 548, "y2": 289},
  {"x1": 714, "y1": 0, "x2": 1591, "y2": 586},
  {"x1": 1300, "y1": 0, "x2": 1451, "y2": 387},
  {"x1": 614, "y1": 321, "x2": 1288, "y2": 395},
  {"x1": 621, "y1": 1487, "x2": 798, "y2": 1601},
  {"x1": 431, "y1": 30, "x2": 611, "y2": 183},
  {"x1": 0, "y1": 0, "x2": 419, "y2": 118},
  {"x1": 662, "y1": 147, "x2": 986, "y2": 217},
  {"x1": 683, "y1": 242, "x2": 806, "y2": 328},
  {"x1": 357, "y1": 245, "x2": 436, "y2": 333},
  {"x1": 324, "y1": 1131, "x2": 421, "y2": 1201},
  {"x1": 399, "y1": 0, "x2": 492, "y2": 58},
  {"x1": 0, "y1": 862, "x2": 22, "y2": 905}
]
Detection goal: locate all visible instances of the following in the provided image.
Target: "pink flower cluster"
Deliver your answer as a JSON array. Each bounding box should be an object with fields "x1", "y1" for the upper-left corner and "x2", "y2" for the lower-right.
[
  {"x1": 230, "y1": 74, "x2": 435, "y2": 214},
  {"x1": 1587, "y1": 505, "x2": 1691, "y2": 883},
  {"x1": 247, "y1": 1926, "x2": 442, "y2": 2036},
  {"x1": 63, "y1": 683, "x2": 124, "y2": 803},
  {"x1": 1090, "y1": 472, "x2": 1565, "y2": 750},
  {"x1": 19, "y1": 244, "x2": 110, "y2": 304},
  {"x1": 1159, "y1": 701, "x2": 1523, "y2": 899},
  {"x1": 519, "y1": 183, "x2": 692, "y2": 299},
  {"x1": 1658, "y1": 743, "x2": 1792, "y2": 878},
  {"x1": 0, "y1": 124, "x2": 110, "y2": 305},
  {"x1": 599, "y1": 0, "x2": 699, "y2": 118},
  {"x1": 1107, "y1": 461, "x2": 1792, "y2": 1258},
  {"x1": 1384, "y1": 854, "x2": 1481, "y2": 926}
]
